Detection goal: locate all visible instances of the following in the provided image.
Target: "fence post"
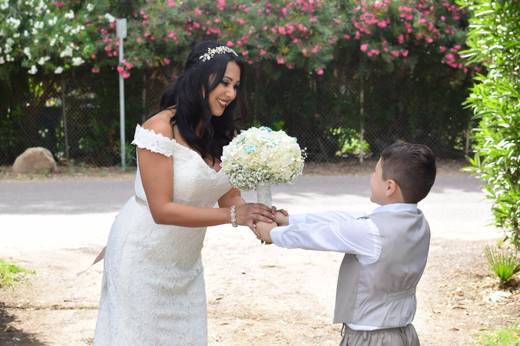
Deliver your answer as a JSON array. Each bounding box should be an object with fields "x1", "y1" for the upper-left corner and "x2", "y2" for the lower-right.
[
  {"x1": 359, "y1": 75, "x2": 365, "y2": 163},
  {"x1": 61, "y1": 78, "x2": 70, "y2": 160},
  {"x1": 117, "y1": 18, "x2": 127, "y2": 169}
]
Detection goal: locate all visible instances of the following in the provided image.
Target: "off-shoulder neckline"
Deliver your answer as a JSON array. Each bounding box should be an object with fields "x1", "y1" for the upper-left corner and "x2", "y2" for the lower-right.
[{"x1": 136, "y1": 125, "x2": 224, "y2": 175}]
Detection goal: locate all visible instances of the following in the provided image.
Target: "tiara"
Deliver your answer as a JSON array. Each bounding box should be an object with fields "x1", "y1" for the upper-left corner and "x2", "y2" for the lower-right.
[{"x1": 198, "y1": 46, "x2": 238, "y2": 62}]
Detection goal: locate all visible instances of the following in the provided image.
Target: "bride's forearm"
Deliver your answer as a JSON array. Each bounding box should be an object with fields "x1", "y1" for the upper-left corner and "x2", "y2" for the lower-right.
[{"x1": 152, "y1": 202, "x2": 230, "y2": 227}]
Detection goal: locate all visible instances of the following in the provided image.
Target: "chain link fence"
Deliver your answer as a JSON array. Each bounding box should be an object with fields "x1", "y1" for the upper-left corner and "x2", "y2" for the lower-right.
[{"x1": 1, "y1": 65, "x2": 473, "y2": 167}]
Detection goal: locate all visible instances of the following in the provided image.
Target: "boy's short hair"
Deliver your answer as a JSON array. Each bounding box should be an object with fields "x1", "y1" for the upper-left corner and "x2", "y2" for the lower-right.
[{"x1": 381, "y1": 142, "x2": 436, "y2": 203}]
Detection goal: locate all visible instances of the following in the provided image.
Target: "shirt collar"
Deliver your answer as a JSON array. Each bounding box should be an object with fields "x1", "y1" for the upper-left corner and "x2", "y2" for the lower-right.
[{"x1": 373, "y1": 203, "x2": 418, "y2": 214}]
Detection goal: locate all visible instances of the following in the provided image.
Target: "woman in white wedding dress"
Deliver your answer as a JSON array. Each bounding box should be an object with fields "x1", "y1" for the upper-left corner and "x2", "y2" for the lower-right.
[{"x1": 94, "y1": 41, "x2": 276, "y2": 345}]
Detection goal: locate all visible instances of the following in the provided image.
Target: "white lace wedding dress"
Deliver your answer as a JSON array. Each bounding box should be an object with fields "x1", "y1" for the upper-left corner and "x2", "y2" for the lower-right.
[{"x1": 94, "y1": 125, "x2": 231, "y2": 345}]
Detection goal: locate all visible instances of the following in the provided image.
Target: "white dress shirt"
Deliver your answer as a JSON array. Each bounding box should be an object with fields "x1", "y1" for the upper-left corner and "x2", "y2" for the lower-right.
[{"x1": 270, "y1": 203, "x2": 419, "y2": 330}]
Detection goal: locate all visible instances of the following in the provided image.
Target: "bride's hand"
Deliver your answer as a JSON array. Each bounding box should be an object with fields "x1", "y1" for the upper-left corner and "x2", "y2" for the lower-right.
[{"x1": 236, "y1": 203, "x2": 275, "y2": 229}]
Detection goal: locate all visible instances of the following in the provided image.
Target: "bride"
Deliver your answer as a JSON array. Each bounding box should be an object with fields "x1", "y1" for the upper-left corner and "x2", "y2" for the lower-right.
[{"x1": 94, "y1": 41, "x2": 276, "y2": 345}]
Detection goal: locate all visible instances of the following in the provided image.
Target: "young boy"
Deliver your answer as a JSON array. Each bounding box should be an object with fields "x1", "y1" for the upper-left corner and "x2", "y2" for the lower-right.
[{"x1": 255, "y1": 142, "x2": 436, "y2": 346}]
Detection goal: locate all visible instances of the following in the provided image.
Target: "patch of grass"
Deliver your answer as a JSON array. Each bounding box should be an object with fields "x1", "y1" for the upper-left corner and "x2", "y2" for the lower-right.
[
  {"x1": 477, "y1": 326, "x2": 520, "y2": 346},
  {"x1": 484, "y1": 245, "x2": 520, "y2": 286},
  {"x1": 0, "y1": 258, "x2": 33, "y2": 287}
]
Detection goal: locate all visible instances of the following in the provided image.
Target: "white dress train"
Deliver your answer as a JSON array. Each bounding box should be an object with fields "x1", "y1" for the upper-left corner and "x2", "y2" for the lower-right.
[{"x1": 94, "y1": 125, "x2": 231, "y2": 345}]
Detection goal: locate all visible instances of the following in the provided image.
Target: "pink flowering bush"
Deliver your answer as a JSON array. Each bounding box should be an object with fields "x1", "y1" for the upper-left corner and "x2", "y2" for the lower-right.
[{"x1": 350, "y1": 0, "x2": 470, "y2": 72}]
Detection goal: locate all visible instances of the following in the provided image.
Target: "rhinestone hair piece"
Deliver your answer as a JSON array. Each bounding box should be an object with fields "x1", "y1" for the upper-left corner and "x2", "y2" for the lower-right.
[{"x1": 198, "y1": 46, "x2": 238, "y2": 62}]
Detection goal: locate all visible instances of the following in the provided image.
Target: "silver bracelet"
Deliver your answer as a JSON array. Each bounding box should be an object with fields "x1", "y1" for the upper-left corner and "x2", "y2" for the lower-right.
[{"x1": 230, "y1": 205, "x2": 238, "y2": 227}]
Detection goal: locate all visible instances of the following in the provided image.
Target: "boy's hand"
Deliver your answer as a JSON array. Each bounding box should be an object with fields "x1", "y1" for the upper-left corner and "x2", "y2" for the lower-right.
[
  {"x1": 271, "y1": 206, "x2": 289, "y2": 226},
  {"x1": 274, "y1": 211, "x2": 289, "y2": 226},
  {"x1": 254, "y1": 222, "x2": 277, "y2": 244}
]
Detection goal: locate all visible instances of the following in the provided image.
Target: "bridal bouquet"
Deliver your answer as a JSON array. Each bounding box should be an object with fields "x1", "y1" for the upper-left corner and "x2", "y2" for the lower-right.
[{"x1": 221, "y1": 126, "x2": 305, "y2": 207}]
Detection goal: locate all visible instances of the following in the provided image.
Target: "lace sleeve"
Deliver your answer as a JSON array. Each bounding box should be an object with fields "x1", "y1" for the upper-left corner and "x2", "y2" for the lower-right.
[{"x1": 131, "y1": 125, "x2": 176, "y2": 157}]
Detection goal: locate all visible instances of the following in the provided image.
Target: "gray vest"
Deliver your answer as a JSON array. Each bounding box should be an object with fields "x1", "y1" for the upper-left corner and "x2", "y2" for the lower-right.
[{"x1": 333, "y1": 209, "x2": 430, "y2": 328}]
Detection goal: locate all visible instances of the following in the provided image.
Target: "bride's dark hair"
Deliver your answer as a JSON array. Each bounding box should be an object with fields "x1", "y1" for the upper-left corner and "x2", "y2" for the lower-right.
[{"x1": 158, "y1": 41, "x2": 247, "y2": 163}]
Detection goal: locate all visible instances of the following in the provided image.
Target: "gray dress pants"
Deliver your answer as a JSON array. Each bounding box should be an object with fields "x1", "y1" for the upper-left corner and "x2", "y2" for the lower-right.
[{"x1": 340, "y1": 324, "x2": 420, "y2": 346}]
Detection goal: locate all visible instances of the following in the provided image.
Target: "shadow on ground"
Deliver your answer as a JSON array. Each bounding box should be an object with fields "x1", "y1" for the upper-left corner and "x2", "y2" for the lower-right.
[{"x1": 0, "y1": 303, "x2": 45, "y2": 346}]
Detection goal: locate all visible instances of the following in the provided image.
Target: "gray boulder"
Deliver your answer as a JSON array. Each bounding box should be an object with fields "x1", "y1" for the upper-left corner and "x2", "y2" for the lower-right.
[{"x1": 12, "y1": 147, "x2": 58, "y2": 174}]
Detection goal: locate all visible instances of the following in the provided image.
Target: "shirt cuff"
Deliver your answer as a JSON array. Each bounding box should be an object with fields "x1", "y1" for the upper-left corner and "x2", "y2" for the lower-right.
[
  {"x1": 288, "y1": 214, "x2": 306, "y2": 225},
  {"x1": 270, "y1": 225, "x2": 290, "y2": 246}
]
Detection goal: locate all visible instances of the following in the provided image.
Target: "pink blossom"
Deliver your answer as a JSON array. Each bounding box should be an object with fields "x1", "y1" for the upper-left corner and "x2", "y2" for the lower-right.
[
  {"x1": 167, "y1": 0, "x2": 176, "y2": 8},
  {"x1": 425, "y1": 37, "x2": 433, "y2": 43},
  {"x1": 367, "y1": 49, "x2": 380, "y2": 57},
  {"x1": 360, "y1": 43, "x2": 369, "y2": 52},
  {"x1": 278, "y1": 26, "x2": 286, "y2": 35},
  {"x1": 400, "y1": 49, "x2": 409, "y2": 57},
  {"x1": 241, "y1": 50, "x2": 249, "y2": 58},
  {"x1": 237, "y1": 18, "x2": 245, "y2": 25},
  {"x1": 194, "y1": 7, "x2": 202, "y2": 16},
  {"x1": 163, "y1": 58, "x2": 171, "y2": 65},
  {"x1": 343, "y1": 34, "x2": 351, "y2": 40},
  {"x1": 117, "y1": 66, "x2": 125, "y2": 74},
  {"x1": 439, "y1": 46, "x2": 446, "y2": 53},
  {"x1": 54, "y1": 1, "x2": 65, "y2": 8},
  {"x1": 122, "y1": 71, "x2": 130, "y2": 79},
  {"x1": 217, "y1": 0, "x2": 225, "y2": 11},
  {"x1": 287, "y1": 63, "x2": 294, "y2": 69},
  {"x1": 390, "y1": 50, "x2": 400, "y2": 57},
  {"x1": 192, "y1": 22, "x2": 201, "y2": 29},
  {"x1": 311, "y1": 44, "x2": 321, "y2": 54},
  {"x1": 91, "y1": 67, "x2": 100, "y2": 74},
  {"x1": 310, "y1": 16, "x2": 317, "y2": 23},
  {"x1": 315, "y1": 68, "x2": 324, "y2": 76},
  {"x1": 281, "y1": 7, "x2": 288, "y2": 16},
  {"x1": 276, "y1": 56, "x2": 285, "y2": 65},
  {"x1": 260, "y1": 49, "x2": 267, "y2": 57},
  {"x1": 301, "y1": 48, "x2": 308, "y2": 57},
  {"x1": 398, "y1": 34, "x2": 405, "y2": 44},
  {"x1": 226, "y1": 41, "x2": 234, "y2": 47},
  {"x1": 377, "y1": 20, "x2": 388, "y2": 28}
]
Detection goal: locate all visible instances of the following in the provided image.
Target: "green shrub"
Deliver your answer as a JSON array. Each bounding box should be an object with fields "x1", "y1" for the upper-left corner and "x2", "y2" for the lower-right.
[
  {"x1": 460, "y1": 0, "x2": 520, "y2": 248},
  {"x1": 328, "y1": 127, "x2": 371, "y2": 159}
]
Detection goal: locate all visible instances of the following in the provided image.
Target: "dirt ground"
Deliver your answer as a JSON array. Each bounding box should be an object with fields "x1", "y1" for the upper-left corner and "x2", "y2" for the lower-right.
[{"x1": 1, "y1": 163, "x2": 519, "y2": 345}]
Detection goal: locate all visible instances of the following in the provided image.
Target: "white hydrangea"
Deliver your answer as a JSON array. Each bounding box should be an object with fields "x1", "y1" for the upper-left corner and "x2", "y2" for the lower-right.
[
  {"x1": 7, "y1": 18, "x2": 21, "y2": 29},
  {"x1": 104, "y1": 13, "x2": 116, "y2": 22},
  {"x1": 37, "y1": 56, "x2": 50, "y2": 65},
  {"x1": 86, "y1": 3, "x2": 94, "y2": 12},
  {"x1": 65, "y1": 10, "x2": 74, "y2": 20},
  {"x1": 23, "y1": 47, "x2": 31, "y2": 58},
  {"x1": 60, "y1": 46, "x2": 73, "y2": 57},
  {"x1": 54, "y1": 66, "x2": 63, "y2": 74},
  {"x1": 48, "y1": 16, "x2": 57, "y2": 26},
  {"x1": 221, "y1": 127, "x2": 306, "y2": 191},
  {"x1": 72, "y1": 57, "x2": 84, "y2": 66},
  {"x1": 28, "y1": 65, "x2": 38, "y2": 74}
]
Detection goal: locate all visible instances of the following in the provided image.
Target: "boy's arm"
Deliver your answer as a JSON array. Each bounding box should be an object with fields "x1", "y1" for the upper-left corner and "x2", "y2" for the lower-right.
[{"x1": 266, "y1": 215, "x2": 381, "y2": 259}]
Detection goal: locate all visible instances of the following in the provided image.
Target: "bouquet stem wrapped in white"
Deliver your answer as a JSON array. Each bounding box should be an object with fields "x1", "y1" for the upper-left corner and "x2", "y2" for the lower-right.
[{"x1": 221, "y1": 126, "x2": 306, "y2": 207}]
